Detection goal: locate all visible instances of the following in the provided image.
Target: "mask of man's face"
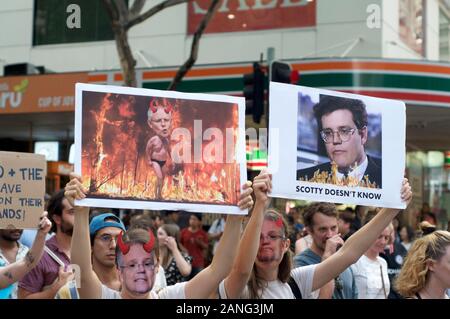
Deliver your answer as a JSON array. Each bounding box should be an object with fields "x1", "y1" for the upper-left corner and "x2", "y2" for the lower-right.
[{"x1": 119, "y1": 244, "x2": 157, "y2": 295}]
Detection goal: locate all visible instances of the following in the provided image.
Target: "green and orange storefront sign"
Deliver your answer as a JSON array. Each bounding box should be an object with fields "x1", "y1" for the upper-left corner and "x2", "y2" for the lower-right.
[
  {"x1": 87, "y1": 58, "x2": 450, "y2": 107},
  {"x1": 4, "y1": 58, "x2": 450, "y2": 115},
  {"x1": 2, "y1": 58, "x2": 450, "y2": 170}
]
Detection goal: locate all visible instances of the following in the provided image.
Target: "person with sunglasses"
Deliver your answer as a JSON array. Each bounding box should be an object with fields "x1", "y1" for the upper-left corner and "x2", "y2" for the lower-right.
[{"x1": 297, "y1": 95, "x2": 382, "y2": 188}]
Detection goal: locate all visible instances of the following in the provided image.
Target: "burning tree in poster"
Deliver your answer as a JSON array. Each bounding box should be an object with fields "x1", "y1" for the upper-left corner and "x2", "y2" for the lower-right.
[{"x1": 81, "y1": 91, "x2": 240, "y2": 206}]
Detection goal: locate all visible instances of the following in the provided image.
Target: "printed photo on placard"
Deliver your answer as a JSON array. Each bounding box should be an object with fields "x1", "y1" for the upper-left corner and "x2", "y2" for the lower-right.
[
  {"x1": 296, "y1": 93, "x2": 382, "y2": 189},
  {"x1": 75, "y1": 83, "x2": 247, "y2": 214}
]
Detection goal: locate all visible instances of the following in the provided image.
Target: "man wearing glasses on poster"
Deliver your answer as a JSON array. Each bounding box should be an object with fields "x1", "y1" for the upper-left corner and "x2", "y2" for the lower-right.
[{"x1": 297, "y1": 95, "x2": 382, "y2": 188}]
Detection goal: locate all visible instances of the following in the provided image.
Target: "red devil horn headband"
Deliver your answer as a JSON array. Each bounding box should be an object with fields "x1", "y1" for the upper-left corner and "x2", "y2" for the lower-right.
[
  {"x1": 117, "y1": 230, "x2": 155, "y2": 255},
  {"x1": 274, "y1": 217, "x2": 283, "y2": 229},
  {"x1": 163, "y1": 99, "x2": 173, "y2": 113},
  {"x1": 143, "y1": 230, "x2": 155, "y2": 253},
  {"x1": 117, "y1": 231, "x2": 130, "y2": 255},
  {"x1": 149, "y1": 100, "x2": 158, "y2": 113}
]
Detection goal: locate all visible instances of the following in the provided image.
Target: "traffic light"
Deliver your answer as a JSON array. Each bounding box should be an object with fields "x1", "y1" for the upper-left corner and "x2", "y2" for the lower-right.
[
  {"x1": 243, "y1": 62, "x2": 265, "y2": 123},
  {"x1": 270, "y1": 61, "x2": 298, "y2": 84}
]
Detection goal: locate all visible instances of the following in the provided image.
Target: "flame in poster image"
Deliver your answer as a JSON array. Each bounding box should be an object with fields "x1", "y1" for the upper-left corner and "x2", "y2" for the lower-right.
[
  {"x1": 82, "y1": 93, "x2": 241, "y2": 205},
  {"x1": 298, "y1": 162, "x2": 379, "y2": 188}
]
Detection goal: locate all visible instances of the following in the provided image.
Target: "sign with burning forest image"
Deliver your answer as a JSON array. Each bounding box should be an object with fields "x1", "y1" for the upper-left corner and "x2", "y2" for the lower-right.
[
  {"x1": 268, "y1": 82, "x2": 407, "y2": 209},
  {"x1": 74, "y1": 83, "x2": 247, "y2": 214}
]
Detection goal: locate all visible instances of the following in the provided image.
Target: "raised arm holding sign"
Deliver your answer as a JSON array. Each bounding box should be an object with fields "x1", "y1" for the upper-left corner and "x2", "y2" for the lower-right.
[
  {"x1": 0, "y1": 212, "x2": 51, "y2": 296},
  {"x1": 268, "y1": 83, "x2": 406, "y2": 208},
  {"x1": 65, "y1": 173, "x2": 254, "y2": 299}
]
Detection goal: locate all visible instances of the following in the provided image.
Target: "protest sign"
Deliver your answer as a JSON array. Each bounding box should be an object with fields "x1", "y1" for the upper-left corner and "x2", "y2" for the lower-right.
[
  {"x1": 0, "y1": 151, "x2": 46, "y2": 228},
  {"x1": 75, "y1": 83, "x2": 247, "y2": 214},
  {"x1": 269, "y1": 82, "x2": 406, "y2": 208}
]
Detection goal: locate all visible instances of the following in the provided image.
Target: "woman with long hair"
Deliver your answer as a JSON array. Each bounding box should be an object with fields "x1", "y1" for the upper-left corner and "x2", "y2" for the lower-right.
[
  {"x1": 219, "y1": 170, "x2": 412, "y2": 299},
  {"x1": 157, "y1": 224, "x2": 192, "y2": 285},
  {"x1": 399, "y1": 225, "x2": 415, "y2": 251},
  {"x1": 350, "y1": 211, "x2": 393, "y2": 299},
  {"x1": 395, "y1": 230, "x2": 450, "y2": 299}
]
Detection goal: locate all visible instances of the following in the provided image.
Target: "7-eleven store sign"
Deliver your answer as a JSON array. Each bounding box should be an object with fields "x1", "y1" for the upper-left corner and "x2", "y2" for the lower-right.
[
  {"x1": 445, "y1": 151, "x2": 450, "y2": 169},
  {"x1": 246, "y1": 144, "x2": 267, "y2": 171}
]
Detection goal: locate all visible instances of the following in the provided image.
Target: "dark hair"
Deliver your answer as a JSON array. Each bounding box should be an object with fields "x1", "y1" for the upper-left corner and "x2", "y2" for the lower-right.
[
  {"x1": 303, "y1": 202, "x2": 337, "y2": 228},
  {"x1": 115, "y1": 228, "x2": 160, "y2": 268},
  {"x1": 421, "y1": 212, "x2": 437, "y2": 225},
  {"x1": 338, "y1": 210, "x2": 355, "y2": 224},
  {"x1": 419, "y1": 221, "x2": 436, "y2": 236},
  {"x1": 190, "y1": 213, "x2": 202, "y2": 222},
  {"x1": 400, "y1": 225, "x2": 416, "y2": 242},
  {"x1": 314, "y1": 95, "x2": 368, "y2": 131},
  {"x1": 47, "y1": 189, "x2": 66, "y2": 233},
  {"x1": 129, "y1": 214, "x2": 155, "y2": 232},
  {"x1": 362, "y1": 209, "x2": 380, "y2": 225}
]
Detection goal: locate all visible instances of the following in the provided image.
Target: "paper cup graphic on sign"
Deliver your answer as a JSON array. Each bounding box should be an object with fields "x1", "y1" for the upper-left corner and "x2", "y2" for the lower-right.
[{"x1": 0, "y1": 151, "x2": 47, "y2": 229}]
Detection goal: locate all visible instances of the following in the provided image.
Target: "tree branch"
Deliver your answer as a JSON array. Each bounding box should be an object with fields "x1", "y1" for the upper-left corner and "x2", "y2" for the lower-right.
[
  {"x1": 126, "y1": 0, "x2": 190, "y2": 31},
  {"x1": 113, "y1": 0, "x2": 129, "y2": 23},
  {"x1": 102, "y1": 0, "x2": 137, "y2": 87},
  {"x1": 167, "y1": 0, "x2": 220, "y2": 90},
  {"x1": 102, "y1": 0, "x2": 120, "y2": 22},
  {"x1": 129, "y1": 0, "x2": 146, "y2": 20}
]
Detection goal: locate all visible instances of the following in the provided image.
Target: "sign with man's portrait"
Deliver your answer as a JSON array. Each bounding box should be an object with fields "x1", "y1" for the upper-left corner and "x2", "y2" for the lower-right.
[
  {"x1": 0, "y1": 151, "x2": 46, "y2": 229},
  {"x1": 268, "y1": 82, "x2": 406, "y2": 208},
  {"x1": 74, "y1": 83, "x2": 247, "y2": 214}
]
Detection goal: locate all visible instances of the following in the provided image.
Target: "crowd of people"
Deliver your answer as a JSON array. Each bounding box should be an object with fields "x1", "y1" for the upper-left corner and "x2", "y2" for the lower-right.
[{"x1": 2, "y1": 170, "x2": 450, "y2": 300}]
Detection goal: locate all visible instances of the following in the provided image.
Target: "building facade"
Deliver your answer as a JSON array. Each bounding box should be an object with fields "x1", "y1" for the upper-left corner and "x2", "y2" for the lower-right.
[{"x1": 0, "y1": 0, "x2": 449, "y2": 226}]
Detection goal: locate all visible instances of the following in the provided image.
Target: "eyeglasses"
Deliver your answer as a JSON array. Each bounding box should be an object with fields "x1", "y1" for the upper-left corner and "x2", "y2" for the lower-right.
[
  {"x1": 320, "y1": 127, "x2": 359, "y2": 144},
  {"x1": 96, "y1": 234, "x2": 118, "y2": 244},
  {"x1": 260, "y1": 234, "x2": 286, "y2": 242},
  {"x1": 120, "y1": 260, "x2": 155, "y2": 272}
]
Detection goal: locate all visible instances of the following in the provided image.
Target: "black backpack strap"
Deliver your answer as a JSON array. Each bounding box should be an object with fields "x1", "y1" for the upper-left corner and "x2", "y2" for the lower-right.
[{"x1": 288, "y1": 276, "x2": 302, "y2": 299}]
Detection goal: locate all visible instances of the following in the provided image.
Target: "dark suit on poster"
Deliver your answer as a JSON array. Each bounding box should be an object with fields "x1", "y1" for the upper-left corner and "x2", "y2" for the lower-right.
[{"x1": 296, "y1": 155, "x2": 382, "y2": 188}]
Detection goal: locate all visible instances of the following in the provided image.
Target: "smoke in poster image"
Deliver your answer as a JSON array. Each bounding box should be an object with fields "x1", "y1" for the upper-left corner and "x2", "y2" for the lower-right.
[{"x1": 81, "y1": 91, "x2": 241, "y2": 205}]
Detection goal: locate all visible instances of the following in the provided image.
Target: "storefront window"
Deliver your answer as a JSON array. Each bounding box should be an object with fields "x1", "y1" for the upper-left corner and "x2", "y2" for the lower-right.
[
  {"x1": 407, "y1": 150, "x2": 449, "y2": 229},
  {"x1": 33, "y1": 0, "x2": 116, "y2": 45},
  {"x1": 440, "y1": 3, "x2": 450, "y2": 60},
  {"x1": 399, "y1": 0, "x2": 424, "y2": 56}
]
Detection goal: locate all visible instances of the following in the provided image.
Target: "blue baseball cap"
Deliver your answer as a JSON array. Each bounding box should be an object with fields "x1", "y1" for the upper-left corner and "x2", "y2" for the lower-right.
[{"x1": 89, "y1": 213, "x2": 125, "y2": 236}]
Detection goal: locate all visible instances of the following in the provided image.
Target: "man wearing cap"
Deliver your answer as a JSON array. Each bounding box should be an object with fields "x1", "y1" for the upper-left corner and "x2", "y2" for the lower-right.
[{"x1": 89, "y1": 213, "x2": 126, "y2": 291}]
